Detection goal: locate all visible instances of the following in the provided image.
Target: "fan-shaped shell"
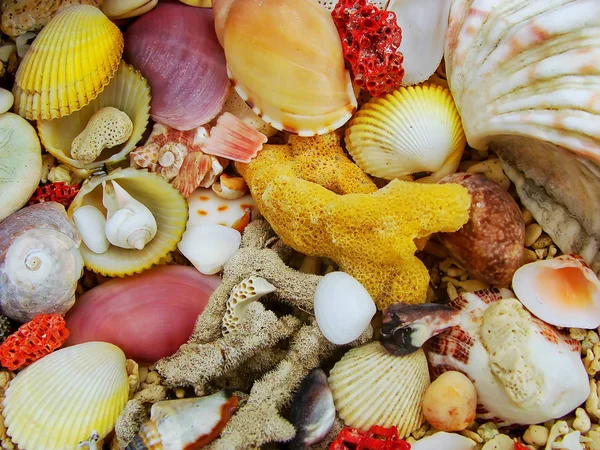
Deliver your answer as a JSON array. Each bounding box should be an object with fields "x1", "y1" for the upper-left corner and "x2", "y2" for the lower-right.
[
  {"x1": 2, "y1": 342, "x2": 129, "y2": 450},
  {"x1": 345, "y1": 83, "x2": 465, "y2": 182},
  {"x1": 67, "y1": 168, "x2": 188, "y2": 277},
  {"x1": 12, "y1": 5, "x2": 123, "y2": 121},
  {"x1": 328, "y1": 341, "x2": 430, "y2": 437},
  {"x1": 38, "y1": 62, "x2": 151, "y2": 170},
  {"x1": 214, "y1": 0, "x2": 357, "y2": 136}
]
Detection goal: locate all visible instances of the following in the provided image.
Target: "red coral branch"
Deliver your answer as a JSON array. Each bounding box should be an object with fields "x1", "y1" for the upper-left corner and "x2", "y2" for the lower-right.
[
  {"x1": 330, "y1": 425, "x2": 411, "y2": 450},
  {"x1": 27, "y1": 182, "x2": 80, "y2": 209}
]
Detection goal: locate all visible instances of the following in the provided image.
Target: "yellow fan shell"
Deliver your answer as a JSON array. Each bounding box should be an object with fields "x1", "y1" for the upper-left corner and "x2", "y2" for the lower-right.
[
  {"x1": 345, "y1": 84, "x2": 466, "y2": 183},
  {"x1": 13, "y1": 5, "x2": 124, "y2": 121},
  {"x1": 328, "y1": 341, "x2": 430, "y2": 436},
  {"x1": 38, "y1": 62, "x2": 151, "y2": 170},
  {"x1": 217, "y1": 0, "x2": 357, "y2": 136},
  {"x1": 68, "y1": 168, "x2": 188, "y2": 277},
  {"x1": 2, "y1": 342, "x2": 129, "y2": 450}
]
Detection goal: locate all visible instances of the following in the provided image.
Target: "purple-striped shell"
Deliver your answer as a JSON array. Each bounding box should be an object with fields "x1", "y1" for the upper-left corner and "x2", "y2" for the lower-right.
[
  {"x1": 124, "y1": 3, "x2": 229, "y2": 130},
  {"x1": 427, "y1": 289, "x2": 589, "y2": 426}
]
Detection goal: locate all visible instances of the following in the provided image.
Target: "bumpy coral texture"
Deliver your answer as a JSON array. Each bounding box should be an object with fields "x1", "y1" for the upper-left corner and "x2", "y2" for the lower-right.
[
  {"x1": 332, "y1": 0, "x2": 404, "y2": 97},
  {"x1": 237, "y1": 133, "x2": 472, "y2": 308},
  {"x1": 27, "y1": 181, "x2": 80, "y2": 208}
]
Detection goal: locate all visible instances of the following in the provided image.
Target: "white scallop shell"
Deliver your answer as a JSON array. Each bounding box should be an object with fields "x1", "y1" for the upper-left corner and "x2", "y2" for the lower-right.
[
  {"x1": 222, "y1": 276, "x2": 276, "y2": 335},
  {"x1": 328, "y1": 341, "x2": 430, "y2": 437},
  {"x1": 3, "y1": 342, "x2": 129, "y2": 450}
]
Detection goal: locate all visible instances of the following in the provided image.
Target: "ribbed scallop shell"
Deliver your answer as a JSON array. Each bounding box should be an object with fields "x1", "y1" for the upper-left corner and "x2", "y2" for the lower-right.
[
  {"x1": 345, "y1": 84, "x2": 466, "y2": 182},
  {"x1": 2, "y1": 342, "x2": 129, "y2": 450},
  {"x1": 328, "y1": 341, "x2": 430, "y2": 436},
  {"x1": 12, "y1": 5, "x2": 123, "y2": 121},
  {"x1": 67, "y1": 168, "x2": 188, "y2": 277},
  {"x1": 38, "y1": 62, "x2": 150, "y2": 170}
]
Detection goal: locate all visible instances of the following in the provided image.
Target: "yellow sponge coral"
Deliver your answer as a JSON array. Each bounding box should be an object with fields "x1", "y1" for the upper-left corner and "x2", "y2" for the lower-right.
[{"x1": 237, "y1": 133, "x2": 471, "y2": 308}]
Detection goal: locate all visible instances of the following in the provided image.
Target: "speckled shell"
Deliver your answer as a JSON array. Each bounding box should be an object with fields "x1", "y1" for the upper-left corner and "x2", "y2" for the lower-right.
[
  {"x1": 0, "y1": 202, "x2": 84, "y2": 323},
  {"x1": 328, "y1": 341, "x2": 430, "y2": 436},
  {"x1": 439, "y1": 173, "x2": 525, "y2": 285},
  {"x1": 67, "y1": 168, "x2": 188, "y2": 277},
  {"x1": 187, "y1": 188, "x2": 258, "y2": 229}
]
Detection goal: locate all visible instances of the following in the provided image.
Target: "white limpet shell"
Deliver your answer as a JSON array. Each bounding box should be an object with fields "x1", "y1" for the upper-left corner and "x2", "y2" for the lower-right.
[
  {"x1": 387, "y1": 0, "x2": 452, "y2": 86},
  {"x1": 512, "y1": 254, "x2": 600, "y2": 329},
  {"x1": 222, "y1": 276, "x2": 277, "y2": 335},
  {"x1": 2, "y1": 342, "x2": 129, "y2": 450},
  {"x1": 328, "y1": 341, "x2": 430, "y2": 437},
  {"x1": 411, "y1": 432, "x2": 476, "y2": 450},
  {"x1": 72, "y1": 205, "x2": 110, "y2": 255},
  {"x1": 314, "y1": 272, "x2": 376, "y2": 345},
  {"x1": 177, "y1": 224, "x2": 242, "y2": 275},
  {"x1": 187, "y1": 188, "x2": 259, "y2": 229},
  {"x1": 427, "y1": 289, "x2": 590, "y2": 426},
  {"x1": 0, "y1": 87, "x2": 14, "y2": 114},
  {"x1": 103, "y1": 180, "x2": 158, "y2": 251}
]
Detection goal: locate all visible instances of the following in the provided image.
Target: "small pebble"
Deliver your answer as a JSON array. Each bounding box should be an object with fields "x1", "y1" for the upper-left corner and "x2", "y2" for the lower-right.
[
  {"x1": 524, "y1": 223, "x2": 543, "y2": 247},
  {"x1": 175, "y1": 388, "x2": 186, "y2": 399},
  {"x1": 531, "y1": 233, "x2": 553, "y2": 249},
  {"x1": 0, "y1": 88, "x2": 13, "y2": 114},
  {"x1": 422, "y1": 371, "x2": 477, "y2": 432},
  {"x1": 481, "y1": 434, "x2": 514, "y2": 450},
  {"x1": 521, "y1": 209, "x2": 534, "y2": 226},
  {"x1": 523, "y1": 425, "x2": 549, "y2": 446}
]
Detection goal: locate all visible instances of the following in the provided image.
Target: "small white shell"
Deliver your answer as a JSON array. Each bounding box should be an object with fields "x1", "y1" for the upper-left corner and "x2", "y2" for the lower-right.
[
  {"x1": 411, "y1": 432, "x2": 476, "y2": 450},
  {"x1": 222, "y1": 276, "x2": 276, "y2": 335},
  {"x1": 177, "y1": 224, "x2": 241, "y2": 275},
  {"x1": 0, "y1": 87, "x2": 14, "y2": 114},
  {"x1": 314, "y1": 271, "x2": 376, "y2": 345},
  {"x1": 72, "y1": 205, "x2": 110, "y2": 255}
]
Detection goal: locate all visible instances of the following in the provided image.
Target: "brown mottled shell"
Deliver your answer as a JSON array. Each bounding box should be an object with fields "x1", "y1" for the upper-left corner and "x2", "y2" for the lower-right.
[{"x1": 438, "y1": 173, "x2": 525, "y2": 285}]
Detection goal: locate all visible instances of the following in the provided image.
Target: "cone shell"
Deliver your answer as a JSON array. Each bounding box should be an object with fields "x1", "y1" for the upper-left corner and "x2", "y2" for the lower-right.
[
  {"x1": 13, "y1": 5, "x2": 124, "y2": 121},
  {"x1": 2, "y1": 342, "x2": 129, "y2": 450},
  {"x1": 38, "y1": 62, "x2": 150, "y2": 170},
  {"x1": 345, "y1": 84, "x2": 466, "y2": 182},
  {"x1": 328, "y1": 341, "x2": 430, "y2": 436},
  {"x1": 68, "y1": 168, "x2": 188, "y2": 277},
  {"x1": 216, "y1": 0, "x2": 357, "y2": 136}
]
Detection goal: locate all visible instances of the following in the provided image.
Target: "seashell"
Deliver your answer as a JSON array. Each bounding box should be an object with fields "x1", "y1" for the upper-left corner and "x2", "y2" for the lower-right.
[
  {"x1": 102, "y1": 180, "x2": 158, "y2": 251},
  {"x1": 345, "y1": 84, "x2": 465, "y2": 182},
  {"x1": 219, "y1": 88, "x2": 277, "y2": 137},
  {"x1": 68, "y1": 168, "x2": 188, "y2": 277},
  {"x1": 444, "y1": 0, "x2": 600, "y2": 272},
  {"x1": 72, "y1": 205, "x2": 110, "y2": 255},
  {"x1": 102, "y1": 0, "x2": 158, "y2": 19},
  {"x1": 289, "y1": 369, "x2": 335, "y2": 448},
  {"x1": 187, "y1": 187, "x2": 258, "y2": 229},
  {"x1": 177, "y1": 224, "x2": 241, "y2": 275},
  {"x1": 214, "y1": 0, "x2": 357, "y2": 136},
  {"x1": 179, "y1": 0, "x2": 212, "y2": 6},
  {"x1": 0, "y1": 112, "x2": 42, "y2": 222},
  {"x1": 439, "y1": 173, "x2": 525, "y2": 285},
  {"x1": 38, "y1": 61, "x2": 151, "y2": 170},
  {"x1": 422, "y1": 371, "x2": 477, "y2": 432},
  {"x1": 66, "y1": 265, "x2": 220, "y2": 362},
  {"x1": 12, "y1": 5, "x2": 123, "y2": 121},
  {"x1": 171, "y1": 152, "x2": 226, "y2": 197},
  {"x1": 222, "y1": 275, "x2": 276, "y2": 335},
  {"x1": 411, "y1": 432, "x2": 476, "y2": 450},
  {"x1": 0, "y1": 202, "x2": 84, "y2": 323},
  {"x1": 212, "y1": 174, "x2": 248, "y2": 200},
  {"x1": 512, "y1": 254, "x2": 600, "y2": 329},
  {"x1": 387, "y1": 0, "x2": 452, "y2": 86},
  {"x1": 3, "y1": 342, "x2": 129, "y2": 450},
  {"x1": 380, "y1": 302, "x2": 460, "y2": 357},
  {"x1": 0, "y1": 87, "x2": 14, "y2": 113},
  {"x1": 427, "y1": 289, "x2": 590, "y2": 426},
  {"x1": 328, "y1": 341, "x2": 430, "y2": 436},
  {"x1": 202, "y1": 112, "x2": 267, "y2": 163},
  {"x1": 127, "y1": 391, "x2": 238, "y2": 450},
  {"x1": 314, "y1": 272, "x2": 376, "y2": 345},
  {"x1": 124, "y1": 3, "x2": 229, "y2": 130}
]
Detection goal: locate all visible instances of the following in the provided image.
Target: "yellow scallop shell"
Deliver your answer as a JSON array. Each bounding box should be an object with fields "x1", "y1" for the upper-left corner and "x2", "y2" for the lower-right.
[
  {"x1": 2, "y1": 342, "x2": 129, "y2": 450},
  {"x1": 12, "y1": 5, "x2": 124, "y2": 121},
  {"x1": 38, "y1": 62, "x2": 151, "y2": 170},
  {"x1": 345, "y1": 84, "x2": 466, "y2": 182},
  {"x1": 67, "y1": 168, "x2": 189, "y2": 277},
  {"x1": 328, "y1": 341, "x2": 430, "y2": 436}
]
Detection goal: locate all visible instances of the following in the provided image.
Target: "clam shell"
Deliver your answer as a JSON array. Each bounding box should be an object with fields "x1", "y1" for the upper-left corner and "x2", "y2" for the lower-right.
[
  {"x1": 38, "y1": 62, "x2": 150, "y2": 170},
  {"x1": 68, "y1": 168, "x2": 188, "y2": 277},
  {"x1": 12, "y1": 5, "x2": 123, "y2": 121},
  {"x1": 345, "y1": 83, "x2": 466, "y2": 181},
  {"x1": 2, "y1": 342, "x2": 129, "y2": 450},
  {"x1": 215, "y1": 0, "x2": 357, "y2": 136},
  {"x1": 328, "y1": 341, "x2": 430, "y2": 436},
  {"x1": 102, "y1": 0, "x2": 158, "y2": 19}
]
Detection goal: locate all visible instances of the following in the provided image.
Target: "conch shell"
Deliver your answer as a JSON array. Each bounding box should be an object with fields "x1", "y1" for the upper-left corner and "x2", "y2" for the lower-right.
[
  {"x1": 0, "y1": 202, "x2": 84, "y2": 323},
  {"x1": 444, "y1": 0, "x2": 600, "y2": 271},
  {"x1": 213, "y1": 0, "x2": 357, "y2": 136}
]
